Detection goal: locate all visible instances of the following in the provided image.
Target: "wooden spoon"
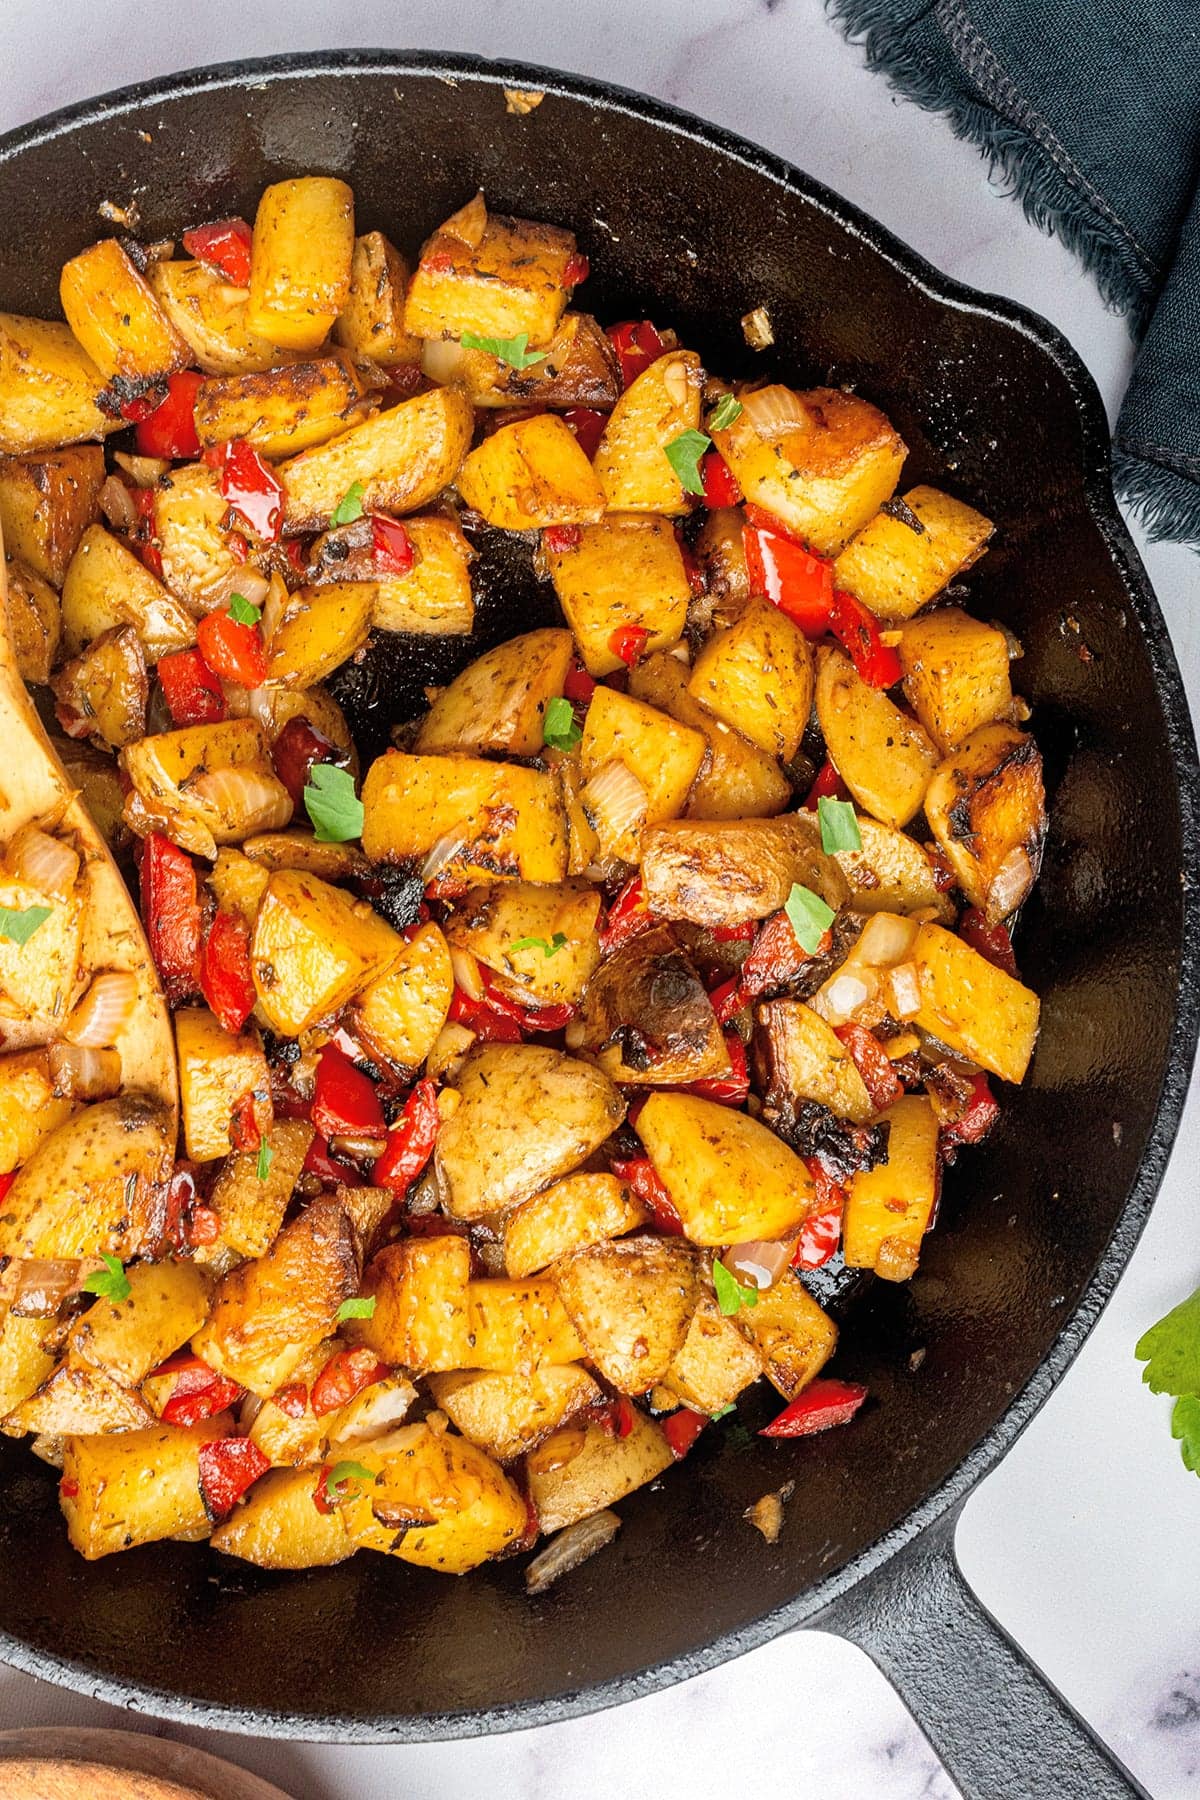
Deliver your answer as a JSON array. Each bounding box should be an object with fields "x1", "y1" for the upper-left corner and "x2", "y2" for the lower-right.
[{"x1": 0, "y1": 1726, "x2": 292, "y2": 1799}]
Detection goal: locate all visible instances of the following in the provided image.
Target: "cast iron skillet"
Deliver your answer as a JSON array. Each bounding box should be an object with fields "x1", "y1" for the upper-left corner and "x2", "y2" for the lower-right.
[{"x1": 0, "y1": 51, "x2": 1194, "y2": 1800}]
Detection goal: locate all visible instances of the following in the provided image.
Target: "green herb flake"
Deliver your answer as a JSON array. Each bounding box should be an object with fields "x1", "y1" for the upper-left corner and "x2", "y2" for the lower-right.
[
  {"x1": 331, "y1": 480, "x2": 366, "y2": 527},
  {"x1": 817, "y1": 796, "x2": 862, "y2": 856},
  {"x1": 321, "y1": 1459, "x2": 376, "y2": 1507},
  {"x1": 712, "y1": 1258, "x2": 759, "y2": 1317},
  {"x1": 256, "y1": 1139, "x2": 274, "y2": 1182},
  {"x1": 542, "y1": 694, "x2": 582, "y2": 753},
  {"x1": 663, "y1": 427, "x2": 712, "y2": 497},
  {"x1": 510, "y1": 933, "x2": 568, "y2": 958},
  {"x1": 709, "y1": 394, "x2": 743, "y2": 431},
  {"x1": 336, "y1": 1296, "x2": 377, "y2": 1324},
  {"x1": 710, "y1": 1402, "x2": 737, "y2": 1421},
  {"x1": 226, "y1": 592, "x2": 262, "y2": 627},
  {"x1": 1134, "y1": 1282, "x2": 1200, "y2": 1476},
  {"x1": 1173, "y1": 1394, "x2": 1200, "y2": 1474},
  {"x1": 82, "y1": 1253, "x2": 131, "y2": 1306},
  {"x1": 460, "y1": 330, "x2": 547, "y2": 370},
  {"x1": 0, "y1": 904, "x2": 53, "y2": 947},
  {"x1": 784, "y1": 882, "x2": 836, "y2": 955},
  {"x1": 304, "y1": 764, "x2": 364, "y2": 843}
]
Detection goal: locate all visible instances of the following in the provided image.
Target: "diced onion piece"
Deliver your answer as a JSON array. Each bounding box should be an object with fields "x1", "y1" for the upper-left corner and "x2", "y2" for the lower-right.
[
  {"x1": 426, "y1": 1021, "x2": 476, "y2": 1085},
  {"x1": 328, "y1": 1132, "x2": 389, "y2": 1163},
  {"x1": 441, "y1": 191, "x2": 487, "y2": 248},
  {"x1": 259, "y1": 570, "x2": 289, "y2": 649},
  {"x1": 114, "y1": 451, "x2": 171, "y2": 486},
  {"x1": 877, "y1": 1236, "x2": 920, "y2": 1282},
  {"x1": 422, "y1": 831, "x2": 468, "y2": 886},
  {"x1": 422, "y1": 338, "x2": 469, "y2": 385},
  {"x1": 223, "y1": 567, "x2": 270, "y2": 613},
  {"x1": 47, "y1": 1040, "x2": 122, "y2": 1100},
  {"x1": 988, "y1": 846, "x2": 1034, "y2": 921},
  {"x1": 188, "y1": 765, "x2": 293, "y2": 836},
  {"x1": 6, "y1": 825, "x2": 79, "y2": 901},
  {"x1": 332, "y1": 1379, "x2": 416, "y2": 1445},
  {"x1": 855, "y1": 912, "x2": 919, "y2": 969},
  {"x1": 99, "y1": 474, "x2": 138, "y2": 533},
  {"x1": 581, "y1": 760, "x2": 647, "y2": 861},
  {"x1": 63, "y1": 971, "x2": 138, "y2": 1048},
  {"x1": 741, "y1": 307, "x2": 775, "y2": 351},
  {"x1": 525, "y1": 1508, "x2": 622, "y2": 1595},
  {"x1": 738, "y1": 382, "x2": 810, "y2": 442},
  {"x1": 722, "y1": 1239, "x2": 792, "y2": 1291},
  {"x1": 886, "y1": 961, "x2": 922, "y2": 1019},
  {"x1": 744, "y1": 1483, "x2": 793, "y2": 1545},
  {"x1": 810, "y1": 968, "x2": 876, "y2": 1027},
  {"x1": 667, "y1": 641, "x2": 691, "y2": 663},
  {"x1": 449, "y1": 944, "x2": 484, "y2": 1002},
  {"x1": 30, "y1": 1434, "x2": 64, "y2": 1468},
  {"x1": 662, "y1": 358, "x2": 691, "y2": 408},
  {"x1": 3, "y1": 1256, "x2": 96, "y2": 1319}
]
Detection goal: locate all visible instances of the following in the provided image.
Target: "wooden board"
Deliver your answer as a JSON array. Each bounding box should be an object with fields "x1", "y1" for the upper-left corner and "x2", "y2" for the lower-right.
[{"x1": 0, "y1": 1726, "x2": 292, "y2": 1800}]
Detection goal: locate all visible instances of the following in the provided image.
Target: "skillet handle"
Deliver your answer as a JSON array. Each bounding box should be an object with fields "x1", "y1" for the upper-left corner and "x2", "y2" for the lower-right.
[{"x1": 817, "y1": 1504, "x2": 1147, "y2": 1799}]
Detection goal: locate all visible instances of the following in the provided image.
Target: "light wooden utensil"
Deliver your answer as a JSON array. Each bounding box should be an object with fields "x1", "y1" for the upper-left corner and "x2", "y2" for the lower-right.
[{"x1": 0, "y1": 1726, "x2": 293, "y2": 1799}]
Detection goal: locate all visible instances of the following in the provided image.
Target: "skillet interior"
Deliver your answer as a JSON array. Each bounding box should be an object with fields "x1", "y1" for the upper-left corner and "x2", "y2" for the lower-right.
[{"x1": 0, "y1": 53, "x2": 1194, "y2": 1737}]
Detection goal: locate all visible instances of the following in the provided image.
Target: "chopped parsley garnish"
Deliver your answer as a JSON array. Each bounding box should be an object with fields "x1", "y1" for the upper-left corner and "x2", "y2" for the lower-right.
[
  {"x1": 226, "y1": 592, "x2": 261, "y2": 627},
  {"x1": 82, "y1": 1254, "x2": 131, "y2": 1305},
  {"x1": 0, "y1": 904, "x2": 52, "y2": 946},
  {"x1": 1135, "y1": 1283, "x2": 1200, "y2": 1476},
  {"x1": 817, "y1": 796, "x2": 862, "y2": 855},
  {"x1": 336, "y1": 1296, "x2": 377, "y2": 1324},
  {"x1": 460, "y1": 330, "x2": 547, "y2": 370},
  {"x1": 331, "y1": 480, "x2": 366, "y2": 526},
  {"x1": 710, "y1": 1402, "x2": 737, "y2": 1421},
  {"x1": 712, "y1": 1258, "x2": 759, "y2": 1317},
  {"x1": 320, "y1": 1460, "x2": 375, "y2": 1507},
  {"x1": 784, "y1": 882, "x2": 836, "y2": 955},
  {"x1": 304, "y1": 764, "x2": 364, "y2": 843},
  {"x1": 510, "y1": 933, "x2": 568, "y2": 958},
  {"x1": 663, "y1": 427, "x2": 711, "y2": 496},
  {"x1": 542, "y1": 695, "x2": 582, "y2": 752},
  {"x1": 255, "y1": 1140, "x2": 273, "y2": 1182},
  {"x1": 709, "y1": 394, "x2": 743, "y2": 431}
]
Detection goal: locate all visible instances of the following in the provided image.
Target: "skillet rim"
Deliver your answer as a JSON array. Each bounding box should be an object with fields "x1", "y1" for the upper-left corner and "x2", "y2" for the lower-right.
[{"x1": 0, "y1": 46, "x2": 1196, "y2": 1742}]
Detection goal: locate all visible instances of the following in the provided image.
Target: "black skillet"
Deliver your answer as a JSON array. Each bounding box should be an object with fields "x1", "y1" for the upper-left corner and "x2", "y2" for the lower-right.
[{"x1": 0, "y1": 52, "x2": 1194, "y2": 1800}]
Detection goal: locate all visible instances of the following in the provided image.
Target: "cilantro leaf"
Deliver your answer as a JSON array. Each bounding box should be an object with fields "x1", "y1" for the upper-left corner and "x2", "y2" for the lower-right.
[
  {"x1": 543, "y1": 695, "x2": 582, "y2": 753},
  {"x1": 82, "y1": 1253, "x2": 131, "y2": 1305},
  {"x1": 664, "y1": 427, "x2": 711, "y2": 497},
  {"x1": 331, "y1": 480, "x2": 366, "y2": 527},
  {"x1": 304, "y1": 764, "x2": 364, "y2": 843},
  {"x1": 1135, "y1": 1284, "x2": 1200, "y2": 1395},
  {"x1": 709, "y1": 394, "x2": 743, "y2": 431},
  {"x1": 509, "y1": 933, "x2": 567, "y2": 958},
  {"x1": 0, "y1": 904, "x2": 53, "y2": 947},
  {"x1": 784, "y1": 882, "x2": 836, "y2": 955},
  {"x1": 256, "y1": 1139, "x2": 273, "y2": 1182},
  {"x1": 227, "y1": 592, "x2": 261, "y2": 627},
  {"x1": 460, "y1": 330, "x2": 547, "y2": 370},
  {"x1": 817, "y1": 796, "x2": 862, "y2": 855},
  {"x1": 712, "y1": 1258, "x2": 759, "y2": 1317},
  {"x1": 336, "y1": 1296, "x2": 377, "y2": 1324},
  {"x1": 1173, "y1": 1395, "x2": 1200, "y2": 1475},
  {"x1": 320, "y1": 1459, "x2": 376, "y2": 1507}
]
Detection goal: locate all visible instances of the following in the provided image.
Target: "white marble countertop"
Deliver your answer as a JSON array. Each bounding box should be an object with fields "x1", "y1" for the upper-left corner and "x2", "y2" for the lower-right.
[{"x1": 1, "y1": 2, "x2": 1198, "y2": 1795}]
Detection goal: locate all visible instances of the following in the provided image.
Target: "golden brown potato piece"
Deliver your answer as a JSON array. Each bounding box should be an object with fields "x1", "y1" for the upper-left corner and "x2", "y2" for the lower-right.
[
  {"x1": 148, "y1": 258, "x2": 296, "y2": 375},
  {"x1": 203, "y1": 1118, "x2": 315, "y2": 1262},
  {"x1": 353, "y1": 919, "x2": 454, "y2": 1072},
  {"x1": 815, "y1": 646, "x2": 938, "y2": 830},
  {"x1": 663, "y1": 1292, "x2": 763, "y2": 1414},
  {"x1": 265, "y1": 583, "x2": 373, "y2": 687},
  {"x1": 734, "y1": 1273, "x2": 837, "y2": 1400},
  {"x1": 555, "y1": 1237, "x2": 700, "y2": 1392},
  {"x1": 0, "y1": 1313, "x2": 57, "y2": 1418},
  {"x1": 832, "y1": 485, "x2": 993, "y2": 619},
  {"x1": 50, "y1": 623, "x2": 147, "y2": 751},
  {"x1": 176, "y1": 1007, "x2": 271, "y2": 1163},
  {"x1": 0, "y1": 445, "x2": 105, "y2": 586},
  {"x1": 61, "y1": 523, "x2": 195, "y2": 663},
  {"x1": 307, "y1": 513, "x2": 475, "y2": 637},
  {"x1": 245, "y1": 1350, "x2": 414, "y2": 1466},
  {"x1": 60, "y1": 239, "x2": 190, "y2": 386},
  {"x1": 5, "y1": 558, "x2": 59, "y2": 684},
  {"x1": 466, "y1": 1279, "x2": 585, "y2": 1372},
  {"x1": 445, "y1": 880, "x2": 601, "y2": 1008},
  {"x1": 594, "y1": 350, "x2": 704, "y2": 514},
  {"x1": 0, "y1": 1095, "x2": 173, "y2": 1262},
  {"x1": 527, "y1": 1410, "x2": 673, "y2": 1534},
  {"x1": 436, "y1": 1044, "x2": 625, "y2": 1220},
  {"x1": 415, "y1": 628, "x2": 574, "y2": 758},
  {"x1": 908, "y1": 921, "x2": 1040, "y2": 1084},
  {"x1": 192, "y1": 1193, "x2": 359, "y2": 1396},
  {"x1": 4, "y1": 1355, "x2": 155, "y2": 1439},
  {"x1": 688, "y1": 598, "x2": 814, "y2": 762},
  {"x1": 640, "y1": 813, "x2": 849, "y2": 928},
  {"x1": 573, "y1": 925, "x2": 729, "y2": 1086},
  {"x1": 0, "y1": 871, "x2": 83, "y2": 1022},
  {"x1": 207, "y1": 847, "x2": 271, "y2": 927},
  {"x1": 153, "y1": 462, "x2": 247, "y2": 612},
  {"x1": 712, "y1": 386, "x2": 905, "y2": 555},
  {"x1": 504, "y1": 1172, "x2": 646, "y2": 1278},
  {"x1": 342, "y1": 1421, "x2": 528, "y2": 1573},
  {"x1": 0, "y1": 316, "x2": 119, "y2": 455},
  {"x1": 925, "y1": 723, "x2": 1045, "y2": 919},
  {"x1": 239, "y1": 829, "x2": 367, "y2": 882},
  {"x1": 695, "y1": 505, "x2": 750, "y2": 605},
  {"x1": 251, "y1": 869, "x2": 402, "y2": 1036},
  {"x1": 580, "y1": 686, "x2": 706, "y2": 859},
  {"x1": 59, "y1": 1415, "x2": 230, "y2": 1559},
  {"x1": 457, "y1": 413, "x2": 605, "y2": 530},
  {"x1": 423, "y1": 312, "x2": 619, "y2": 409},
  {"x1": 0, "y1": 1049, "x2": 74, "y2": 1173},
  {"x1": 547, "y1": 514, "x2": 691, "y2": 676},
  {"x1": 246, "y1": 176, "x2": 355, "y2": 352},
  {"x1": 898, "y1": 607, "x2": 1013, "y2": 755},
  {"x1": 637, "y1": 1091, "x2": 818, "y2": 1245},
  {"x1": 194, "y1": 357, "x2": 374, "y2": 460},
  {"x1": 844, "y1": 1095, "x2": 939, "y2": 1281},
  {"x1": 404, "y1": 198, "x2": 578, "y2": 347},
  {"x1": 211, "y1": 1465, "x2": 355, "y2": 1569},
  {"x1": 832, "y1": 814, "x2": 954, "y2": 921},
  {"x1": 361, "y1": 750, "x2": 568, "y2": 887},
  {"x1": 353, "y1": 1237, "x2": 472, "y2": 1373},
  {"x1": 429, "y1": 1364, "x2": 601, "y2": 1463},
  {"x1": 755, "y1": 998, "x2": 874, "y2": 1124},
  {"x1": 333, "y1": 231, "x2": 422, "y2": 367},
  {"x1": 279, "y1": 387, "x2": 474, "y2": 532},
  {"x1": 629, "y1": 651, "x2": 791, "y2": 821},
  {"x1": 68, "y1": 1259, "x2": 211, "y2": 1386}
]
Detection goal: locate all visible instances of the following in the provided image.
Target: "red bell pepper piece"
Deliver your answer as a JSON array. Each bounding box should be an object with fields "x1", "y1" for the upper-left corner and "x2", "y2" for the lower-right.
[
  {"x1": 274, "y1": 1383, "x2": 309, "y2": 1419},
  {"x1": 229, "y1": 1091, "x2": 263, "y2": 1155},
  {"x1": 959, "y1": 907, "x2": 1018, "y2": 977},
  {"x1": 591, "y1": 1395, "x2": 637, "y2": 1439},
  {"x1": 187, "y1": 1204, "x2": 221, "y2": 1247},
  {"x1": 542, "y1": 524, "x2": 581, "y2": 556},
  {"x1": 196, "y1": 605, "x2": 268, "y2": 688},
  {"x1": 759, "y1": 1377, "x2": 868, "y2": 1438},
  {"x1": 117, "y1": 383, "x2": 168, "y2": 425},
  {"x1": 312, "y1": 1044, "x2": 386, "y2": 1142},
  {"x1": 607, "y1": 319, "x2": 669, "y2": 389},
  {"x1": 59, "y1": 1478, "x2": 79, "y2": 1499},
  {"x1": 743, "y1": 515, "x2": 834, "y2": 633},
  {"x1": 690, "y1": 1033, "x2": 750, "y2": 1106},
  {"x1": 271, "y1": 715, "x2": 343, "y2": 809},
  {"x1": 608, "y1": 623, "x2": 649, "y2": 667},
  {"x1": 129, "y1": 483, "x2": 164, "y2": 579},
  {"x1": 154, "y1": 1351, "x2": 243, "y2": 1427},
  {"x1": 182, "y1": 217, "x2": 253, "y2": 286},
  {"x1": 740, "y1": 911, "x2": 818, "y2": 999},
  {"x1": 198, "y1": 1435, "x2": 270, "y2": 1519},
  {"x1": 563, "y1": 407, "x2": 606, "y2": 459},
  {"x1": 700, "y1": 449, "x2": 741, "y2": 508},
  {"x1": 562, "y1": 252, "x2": 590, "y2": 289},
  {"x1": 599, "y1": 875, "x2": 655, "y2": 957},
  {"x1": 610, "y1": 1155, "x2": 684, "y2": 1234},
  {"x1": 477, "y1": 971, "x2": 575, "y2": 1034},
  {"x1": 302, "y1": 1133, "x2": 360, "y2": 1188},
  {"x1": 662, "y1": 1408, "x2": 709, "y2": 1459},
  {"x1": 371, "y1": 513, "x2": 415, "y2": 576},
  {"x1": 140, "y1": 832, "x2": 201, "y2": 1003},
  {"x1": 829, "y1": 588, "x2": 902, "y2": 688},
  {"x1": 928, "y1": 847, "x2": 958, "y2": 893},
  {"x1": 708, "y1": 975, "x2": 747, "y2": 1026},
  {"x1": 199, "y1": 909, "x2": 256, "y2": 1034},
  {"x1": 310, "y1": 1346, "x2": 389, "y2": 1418},
  {"x1": 216, "y1": 438, "x2": 284, "y2": 541},
  {"x1": 804, "y1": 758, "x2": 847, "y2": 810},
  {"x1": 834, "y1": 1023, "x2": 904, "y2": 1112},
  {"x1": 447, "y1": 986, "x2": 524, "y2": 1043},
  {"x1": 563, "y1": 660, "x2": 597, "y2": 705},
  {"x1": 792, "y1": 1206, "x2": 844, "y2": 1269},
  {"x1": 940, "y1": 1073, "x2": 1001, "y2": 1151},
  {"x1": 0, "y1": 1171, "x2": 14, "y2": 1205},
  {"x1": 373, "y1": 1078, "x2": 440, "y2": 1197},
  {"x1": 709, "y1": 919, "x2": 758, "y2": 944},
  {"x1": 157, "y1": 646, "x2": 226, "y2": 726},
  {"x1": 134, "y1": 369, "x2": 204, "y2": 460}
]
